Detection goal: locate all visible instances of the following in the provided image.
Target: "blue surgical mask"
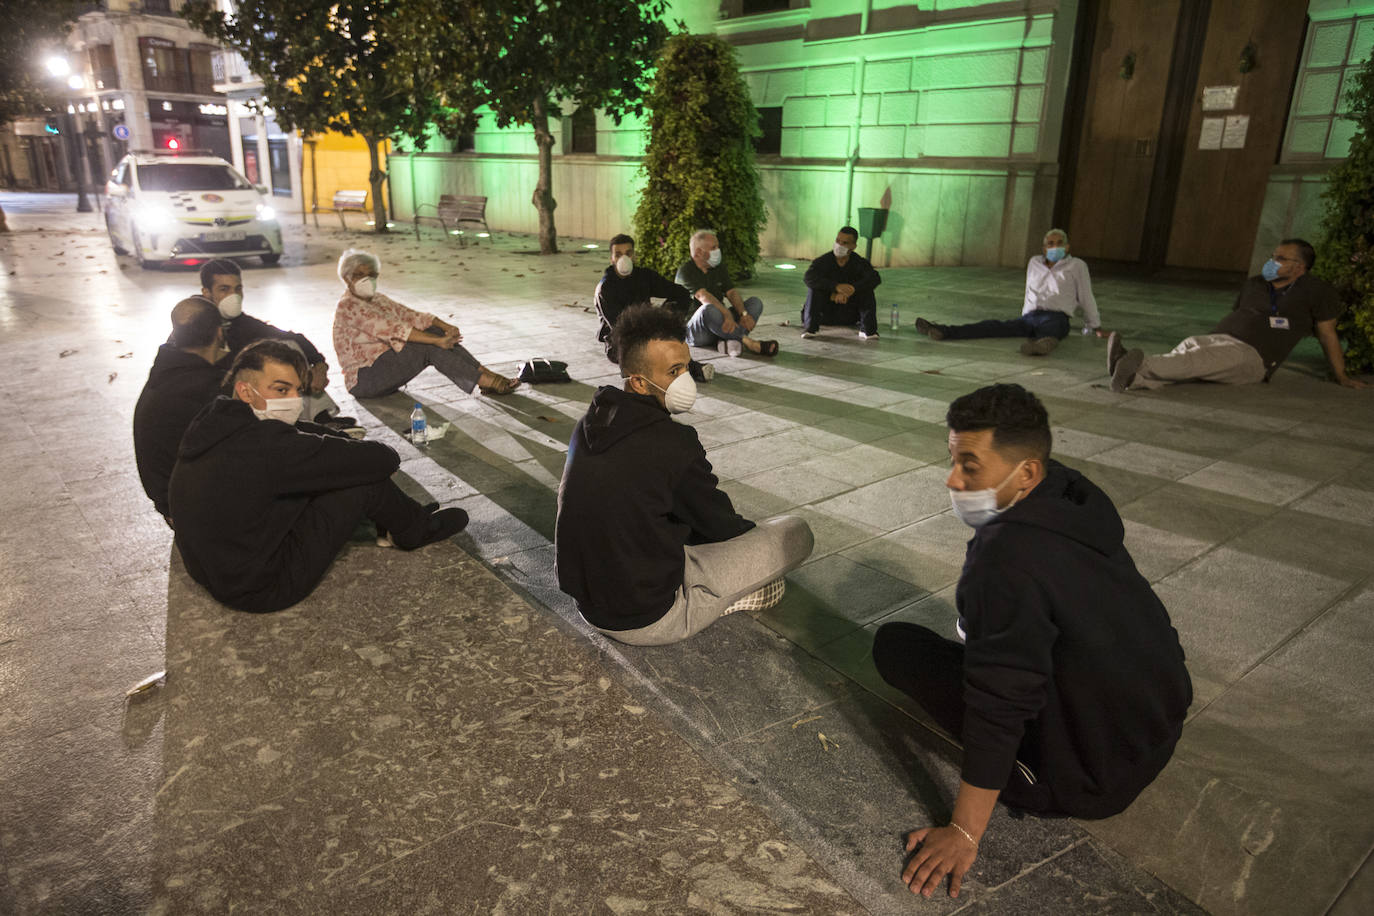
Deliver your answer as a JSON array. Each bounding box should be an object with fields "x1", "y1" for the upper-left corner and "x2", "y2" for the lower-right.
[
  {"x1": 1045, "y1": 247, "x2": 1066, "y2": 263},
  {"x1": 1261, "y1": 259, "x2": 1281, "y2": 282}
]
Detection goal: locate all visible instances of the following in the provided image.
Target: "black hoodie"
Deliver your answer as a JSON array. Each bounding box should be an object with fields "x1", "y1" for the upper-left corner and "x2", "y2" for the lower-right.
[
  {"x1": 957, "y1": 460, "x2": 1192, "y2": 818},
  {"x1": 168, "y1": 397, "x2": 400, "y2": 611},
  {"x1": 593, "y1": 265, "x2": 694, "y2": 348},
  {"x1": 556, "y1": 386, "x2": 753, "y2": 630},
  {"x1": 133, "y1": 344, "x2": 225, "y2": 517}
]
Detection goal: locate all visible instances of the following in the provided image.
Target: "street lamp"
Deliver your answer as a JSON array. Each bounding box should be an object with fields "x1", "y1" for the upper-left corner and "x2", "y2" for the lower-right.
[{"x1": 43, "y1": 55, "x2": 93, "y2": 213}]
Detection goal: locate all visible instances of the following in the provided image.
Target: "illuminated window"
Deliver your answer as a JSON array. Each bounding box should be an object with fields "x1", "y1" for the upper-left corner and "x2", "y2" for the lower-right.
[
  {"x1": 140, "y1": 37, "x2": 187, "y2": 93},
  {"x1": 88, "y1": 44, "x2": 119, "y2": 90},
  {"x1": 570, "y1": 107, "x2": 597, "y2": 154},
  {"x1": 189, "y1": 45, "x2": 218, "y2": 94},
  {"x1": 754, "y1": 106, "x2": 782, "y2": 155}
]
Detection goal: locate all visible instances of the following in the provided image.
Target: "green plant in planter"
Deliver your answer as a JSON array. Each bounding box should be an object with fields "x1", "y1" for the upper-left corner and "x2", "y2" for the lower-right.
[
  {"x1": 1316, "y1": 52, "x2": 1374, "y2": 373},
  {"x1": 632, "y1": 34, "x2": 767, "y2": 282}
]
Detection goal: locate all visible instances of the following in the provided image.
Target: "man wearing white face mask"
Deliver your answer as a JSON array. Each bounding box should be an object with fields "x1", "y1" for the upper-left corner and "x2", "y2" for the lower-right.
[
  {"x1": 556, "y1": 305, "x2": 813, "y2": 645},
  {"x1": 871, "y1": 384, "x2": 1190, "y2": 901},
  {"x1": 198, "y1": 258, "x2": 331, "y2": 397},
  {"x1": 800, "y1": 226, "x2": 883, "y2": 340},
  {"x1": 594, "y1": 233, "x2": 712, "y2": 383},
  {"x1": 675, "y1": 228, "x2": 779, "y2": 358},
  {"x1": 913, "y1": 229, "x2": 1106, "y2": 356},
  {"x1": 168, "y1": 340, "x2": 468, "y2": 613}
]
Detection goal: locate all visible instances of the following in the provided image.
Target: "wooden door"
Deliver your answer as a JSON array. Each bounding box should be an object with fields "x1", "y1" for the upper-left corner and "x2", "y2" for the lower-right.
[
  {"x1": 1067, "y1": 0, "x2": 1181, "y2": 263},
  {"x1": 1163, "y1": 0, "x2": 1309, "y2": 270}
]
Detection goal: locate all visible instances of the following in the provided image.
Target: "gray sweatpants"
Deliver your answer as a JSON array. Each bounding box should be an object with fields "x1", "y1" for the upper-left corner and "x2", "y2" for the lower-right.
[
  {"x1": 598, "y1": 515, "x2": 815, "y2": 646},
  {"x1": 349, "y1": 341, "x2": 483, "y2": 398},
  {"x1": 1131, "y1": 334, "x2": 1266, "y2": 390}
]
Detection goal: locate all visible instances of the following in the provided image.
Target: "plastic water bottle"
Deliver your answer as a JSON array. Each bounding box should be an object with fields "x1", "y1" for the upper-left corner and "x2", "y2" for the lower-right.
[
  {"x1": 410, "y1": 402, "x2": 428, "y2": 446},
  {"x1": 890, "y1": 304, "x2": 899, "y2": 332}
]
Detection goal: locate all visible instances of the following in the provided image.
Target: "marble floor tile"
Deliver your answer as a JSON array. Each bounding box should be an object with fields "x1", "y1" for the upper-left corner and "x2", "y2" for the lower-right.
[
  {"x1": 1177, "y1": 460, "x2": 1320, "y2": 507},
  {"x1": 791, "y1": 442, "x2": 925, "y2": 487},
  {"x1": 812, "y1": 465, "x2": 952, "y2": 531},
  {"x1": 1091, "y1": 442, "x2": 1216, "y2": 481},
  {"x1": 789, "y1": 554, "x2": 926, "y2": 626},
  {"x1": 842, "y1": 513, "x2": 971, "y2": 592},
  {"x1": 1290, "y1": 482, "x2": 1374, "y2": 527},
  {"x1": 1266, "y1": 588, "x2": 1374, "y2": 702},
  {"x1": 1121, "y1": 520, "x2": 1213, "y2": 584}
]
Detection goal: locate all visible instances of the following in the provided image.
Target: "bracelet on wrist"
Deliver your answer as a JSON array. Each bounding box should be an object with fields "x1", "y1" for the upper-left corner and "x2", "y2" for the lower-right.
[{"x1": 949, "y1": 821, "x2": 979, "y2": 848}]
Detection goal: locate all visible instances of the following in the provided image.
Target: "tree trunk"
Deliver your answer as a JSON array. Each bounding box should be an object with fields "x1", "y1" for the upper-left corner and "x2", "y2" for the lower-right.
[
  {"x1": 531, "y1": 96, "x2": 558, "y2": 254},
  {"x1": 365, "y1": 134, "x2": 388, "y2": 233},
  {"x1": 0, "y1": 205, "x2": 8, "y2": 233}
]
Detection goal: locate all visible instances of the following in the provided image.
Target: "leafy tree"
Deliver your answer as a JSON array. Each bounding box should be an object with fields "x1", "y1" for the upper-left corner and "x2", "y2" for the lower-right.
[
  {"x1": 1317, "y1": 52, "x2": 1374, "y2": 373},
  {"x1": 183, "y1": 0, "x2": 471, "y2": 233},
  {"x1": 429, "y1": 0, "x2": 671, "y2": 254},
  {"x1": 0, "y1": 0, "x2": 82, "y2": 231},
  {"x1": 631, "y1": 33, "x2": 766, "y2": 282}
]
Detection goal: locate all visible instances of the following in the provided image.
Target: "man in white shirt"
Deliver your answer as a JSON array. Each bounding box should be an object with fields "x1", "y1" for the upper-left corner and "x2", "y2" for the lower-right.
[{"x1": 913, "y1": 229, "x2": 1107, "y2": 356}]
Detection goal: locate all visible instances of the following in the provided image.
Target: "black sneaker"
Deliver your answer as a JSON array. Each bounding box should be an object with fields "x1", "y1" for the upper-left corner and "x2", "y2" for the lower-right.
[
  {"x1": 1020, "y1": 337, "x2": 1059, "y2": 356},
  {"x1": 914, "y1": 317, "x2": 944, "y2": 341},
  {"x1": 688, "y1": 359, "x2": 715, "y2": 383}
]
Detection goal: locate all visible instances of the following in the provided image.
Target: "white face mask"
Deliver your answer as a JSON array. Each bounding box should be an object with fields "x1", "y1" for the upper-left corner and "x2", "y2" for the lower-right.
[
  {"x1": 615, "y1": 254, "x2": 633, "y2": 277},
  {"x1": 640, "y1": 372, "x2": 697, "y2": 414},
  {"x1": 706, "y1": 248, "x2": 722, "y2": 268},
  {"x1": 216, "y1": 292, "x2": 243, "y2": 319},
  {"x1": 833, "y1": 242, "x2": 851, "y2": 259},
  {"x1": 353, "y1": 276, "x2": 377, "y2": 299},
  {"x1": 247, "y1": 384, "x2": 303, "y2": 425},
  {"x1": 948, "y1": 461, "x2": 1026, "y2": 528}
]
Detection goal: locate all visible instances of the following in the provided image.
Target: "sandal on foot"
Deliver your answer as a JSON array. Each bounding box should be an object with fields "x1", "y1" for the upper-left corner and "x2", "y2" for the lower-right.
[
  {"x1": 757, "y1": 339, "x2": 779, "y2": 357},
  {"x1": 478, "y1": 373, "x2": 520, "y2": 395}
]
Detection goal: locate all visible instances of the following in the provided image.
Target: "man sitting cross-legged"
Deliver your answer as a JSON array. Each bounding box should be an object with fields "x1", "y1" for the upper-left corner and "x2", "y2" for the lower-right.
[
  {"x1": 169, "y1": 340, "x2": 468, "y2": 613},
  {"x1": 555, "y1": 304, "x2": 813, "y2": 644},
  {"x1": 872, "y1": 383, "x2": 1191, "y2": 900}
]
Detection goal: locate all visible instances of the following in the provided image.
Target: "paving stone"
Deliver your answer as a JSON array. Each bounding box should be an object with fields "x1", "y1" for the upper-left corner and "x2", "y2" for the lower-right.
[{"x1": 813, "y1": 465, "x2": 952, "y2": 530}]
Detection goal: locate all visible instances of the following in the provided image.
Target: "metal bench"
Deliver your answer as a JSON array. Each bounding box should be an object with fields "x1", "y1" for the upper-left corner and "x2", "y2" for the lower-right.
[
  {"x1": 413, "y1": 194, "x2": 491, "y2": 245},
  {"x1": 312, "y1": 189, "x2": 369, "y2": 230}
]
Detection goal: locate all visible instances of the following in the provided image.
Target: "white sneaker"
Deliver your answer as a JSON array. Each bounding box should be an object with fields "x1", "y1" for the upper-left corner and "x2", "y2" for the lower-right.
[{"x1": 859, "y1": 331, "x2": 879, "y2": 341}]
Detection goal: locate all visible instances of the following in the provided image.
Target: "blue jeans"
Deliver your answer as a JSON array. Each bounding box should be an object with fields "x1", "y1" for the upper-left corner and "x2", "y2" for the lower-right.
[
  {"x1": 687, "y1": 296, "x2": 764, "y2": 347},
  {"x1": 936, "y1": 309, "x2": 1070, "y2": 341}
]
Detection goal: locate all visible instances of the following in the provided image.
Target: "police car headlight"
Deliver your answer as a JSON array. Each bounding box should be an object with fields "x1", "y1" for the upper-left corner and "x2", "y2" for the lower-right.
[
  {"x1": 257, "y1": 203, "x2": 277, "y2": 222},
  {"x1": 134, "y1": 204, "x2": 176, "y2": 234}
]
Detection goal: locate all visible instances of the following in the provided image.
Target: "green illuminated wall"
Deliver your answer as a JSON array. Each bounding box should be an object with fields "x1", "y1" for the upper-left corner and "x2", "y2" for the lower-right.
[{"x1": 388, "y1": 0, "x2": 1073, "y2": 267}]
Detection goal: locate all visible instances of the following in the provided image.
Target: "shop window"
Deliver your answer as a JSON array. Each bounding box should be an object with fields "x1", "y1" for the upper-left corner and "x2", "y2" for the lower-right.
[
  {"x1": 570, "y1": 107, "x2": 597, "y2": 154},
  {"x1": 754, "y1": 106, "x2": 782, "y2": 155}
]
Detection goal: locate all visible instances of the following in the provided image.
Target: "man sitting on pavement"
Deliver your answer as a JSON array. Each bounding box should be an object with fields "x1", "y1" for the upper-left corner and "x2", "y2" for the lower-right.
[
  {"x1": 1109, "y1": 238, "x2": 1368, "y2": 391},
  {"x1": 913, "y1": 228, "x2": 1105, "y2": 355},
  {"x1": 556, "y1": 305, "x2": 812, "y2": 645},
  {"x1": 675, "y1": 229, "x2": 779, "y2": 358},
  {"x1": 168, "y1": 339, "x2": 467, "y2": 613},
  {"x1": 594, "y1": 232, "x2": 712, "y2": 382},
  {"x1": 133, "y1": 296, "x2": 228, "y2": 523},
  {"x1": 801, "y1": 225, "x2": 883, "y2": 340},
  {"x1": 872, "y1": 383, "x2": 1191, "y2": 900},
  {"x1": 199, "y1": 258, "x2": 331, "y2": 397}
]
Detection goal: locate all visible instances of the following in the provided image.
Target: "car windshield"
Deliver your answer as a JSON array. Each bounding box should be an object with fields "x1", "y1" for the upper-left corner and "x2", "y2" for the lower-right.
[{"x1": 136, "y1": 164, "x2": 251, "y2": 192}]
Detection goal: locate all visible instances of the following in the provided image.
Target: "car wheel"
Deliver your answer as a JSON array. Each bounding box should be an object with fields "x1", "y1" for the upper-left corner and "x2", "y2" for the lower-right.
[
  {"x1": 132, "y1": 230, "x2": 164, "y2": 270},
  {"x1": 106, "y1": 214, "x2": 128, "y2": 255},
  {"x1": 260, "y1": 252, "x2": 282, "y2": 266}
]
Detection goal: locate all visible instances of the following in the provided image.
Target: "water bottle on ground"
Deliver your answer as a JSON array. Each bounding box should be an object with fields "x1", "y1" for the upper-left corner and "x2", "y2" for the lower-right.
[
  {"x1": 890, "y1": 304, "x2": 899, "y2": 332},
  {"x1": 410, "y1": 402, "x2": 428, "y2": 446}
]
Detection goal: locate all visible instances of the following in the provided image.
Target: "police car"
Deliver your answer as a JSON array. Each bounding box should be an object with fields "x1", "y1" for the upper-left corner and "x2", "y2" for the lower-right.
[{"x1": 104, "y1": 149, "x2": 283, "y2": 269}]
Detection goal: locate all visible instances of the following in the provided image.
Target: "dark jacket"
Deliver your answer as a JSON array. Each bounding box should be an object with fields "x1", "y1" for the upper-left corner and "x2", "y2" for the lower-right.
[
  {"x1": 957, "y1": 461, "x2": 1191, "y2": 819},
  {"x1": 168, "y1": 397, "x2": 399, "y2": 611},
  {"x1": 555, "y1": 386, "x2": 753, "y2": 630},
  {"x1": 223, "y1": 312, "x2": 325, "y2": 366},
  {"x1": 133, "y1": 344, "x2": 225, "y2": 518},
  {"x1": 593, "y1": 266, "x2": 694, "y2": 352},
  {"x1": 803, "y1": 250, "x2": 882, "y2": 301}
]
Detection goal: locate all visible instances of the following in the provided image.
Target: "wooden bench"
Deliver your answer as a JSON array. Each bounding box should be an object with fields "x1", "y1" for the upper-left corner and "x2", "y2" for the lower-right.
[
  {"x1": 412, "y1": 194, "x2": 490, "y2": 245},
  {"x1": 312, "y1": 189, "x2": 369, "y2": 230}
]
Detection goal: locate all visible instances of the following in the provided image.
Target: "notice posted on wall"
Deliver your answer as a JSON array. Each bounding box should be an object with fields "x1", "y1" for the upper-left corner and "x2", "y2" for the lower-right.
[
  {"x1": 1222, "y1": 115, "x2": 1250, "y2": 149},
  {"x1": 1202, "y1": 85, "x2": 1239, "y2": 111},
  {"x1": 1199, "y1": 117, "x2": 1224, "y2": 149}
]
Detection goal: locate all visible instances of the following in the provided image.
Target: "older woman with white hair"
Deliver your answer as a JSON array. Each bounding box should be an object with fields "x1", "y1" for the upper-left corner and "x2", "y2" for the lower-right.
[{"x1": 331, "y1": 248, "x2": 519, "y2": 399}]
